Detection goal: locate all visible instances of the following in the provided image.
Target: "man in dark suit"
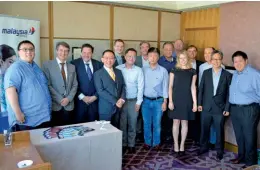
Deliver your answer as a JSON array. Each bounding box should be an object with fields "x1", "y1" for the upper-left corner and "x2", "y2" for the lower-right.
[
  {"x1": 197, "y1": 50, "x2": 232, "y2": 160},
  {"x1": 187, "y1": 45, "x2": 204, "y2": 145},
  {"x1": 135, "y1": 41, "x2": 150, "y2": 68},
  {"x1": 42, "y1": 41, "x2": 78, "y2": 126},
  {"x1": 113, "y1": 39, "x2": 126, "y2": 67},
  {"x1": 94, "y1": 50, "x2": 126, "y2": 128},
  {"x1": 71, "y1": 44, "x2": 103, "y2": 123}
]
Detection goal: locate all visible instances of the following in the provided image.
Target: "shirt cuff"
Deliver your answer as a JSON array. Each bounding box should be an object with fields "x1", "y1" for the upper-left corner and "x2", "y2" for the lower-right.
[
  {"x1": 78, "y1": 93, "x2": 85, "y2": 100},
  {"x1": 136, "y1": 100, "x2": 142, "y2": 105}
]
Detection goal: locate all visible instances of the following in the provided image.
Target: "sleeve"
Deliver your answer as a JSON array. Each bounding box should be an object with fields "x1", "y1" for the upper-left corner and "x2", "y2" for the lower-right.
[
  {"x1": 136, "y1": 68, "x2": 144, "y2": 105},
  {"x1": 162, "y1": 69, "x2": 169, "y2": 99},
  {"x1": 170, "y1": 68, "x2": 176, "y2": 74},
  {"x1": 4, "y1": 66, "x2": 22, "y2": 93}
]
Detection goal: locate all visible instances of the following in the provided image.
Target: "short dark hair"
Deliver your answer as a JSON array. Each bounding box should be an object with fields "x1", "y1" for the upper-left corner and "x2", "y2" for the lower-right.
[
  {"x1": 212, "y1": 50, "x2": 224, "y2": 60},
  {"x1": 162, "y1": 42, "x2": 174, "y2": 49},
  {"x1": 139, "y1": 41, "x2": 150, "y2": 48},
  {"x1": 187, "y1": 45, "x2": 198, "y2": 51},
  {"x1": 56, "y1": 41, "x2": 70, "y2": 51},
  {"x1": 102, "y1": 49, "x2": 115, "y2": 57},
  {"x1": 125, "y1": 48, "x2": 137, "y2": 55},
  {"x1": 114, "y1": 39, "x2": 125, "y2": 45},
  {"x1": 148, "y1": 47, "x2": 160, "y2": 56},
  {"x1": 232, "y1": 51, "x2": 248, "y2": 62},
  {"x1": 0, "y1": 44, "x2": 16, "y2": 61},
  {"x1": 17, "y1": 40, "x2": 35, "y2": 51},
  {"x1": 81, "y1": 43, "x2": 94, "y2": 53}
]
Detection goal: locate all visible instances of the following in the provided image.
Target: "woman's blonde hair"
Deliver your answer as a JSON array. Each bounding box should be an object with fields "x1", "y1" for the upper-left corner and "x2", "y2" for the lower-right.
[{"x1": 175, "y1": 50, "x2": 192, "y2": 69}]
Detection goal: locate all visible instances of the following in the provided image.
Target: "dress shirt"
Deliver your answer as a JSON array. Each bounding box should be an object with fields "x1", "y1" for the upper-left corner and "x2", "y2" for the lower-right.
[
  {"x1": 143, "y1": 64, "x2": 169, "y2": 98},
  {"x1": 116, "y1": 64, "x2": 144, "y2": 105}
]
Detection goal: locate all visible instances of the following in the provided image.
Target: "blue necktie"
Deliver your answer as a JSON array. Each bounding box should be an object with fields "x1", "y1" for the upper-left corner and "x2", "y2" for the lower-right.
[{"x1": 86, "y1": 63, "x2": 93, "y2": 80}]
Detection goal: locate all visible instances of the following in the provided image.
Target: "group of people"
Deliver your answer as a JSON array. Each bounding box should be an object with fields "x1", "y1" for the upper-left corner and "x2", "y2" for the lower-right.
[{"x1": 1, "y1": 38, "x2": 259, "y2": 168}]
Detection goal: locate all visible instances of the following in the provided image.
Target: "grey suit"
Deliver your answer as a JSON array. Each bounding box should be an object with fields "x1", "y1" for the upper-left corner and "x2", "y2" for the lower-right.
[
  {"x1": 135, "y1": 56, "x2": 143, "y2": 68},
  {"x1": 42, "y1": 59, "x2": 78, "y2": 111}
]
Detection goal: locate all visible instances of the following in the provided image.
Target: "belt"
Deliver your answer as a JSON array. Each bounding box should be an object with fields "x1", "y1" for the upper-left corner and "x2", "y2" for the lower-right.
[
  {"x1": 126, "y1": 98, "x2": 137, "y2": 101},
  {"x1": 144, "y1": 96, "x2": 163, "y2": 100},
  {"x1": 230, "y1": 103, "x2": 258, "y2": 107}
]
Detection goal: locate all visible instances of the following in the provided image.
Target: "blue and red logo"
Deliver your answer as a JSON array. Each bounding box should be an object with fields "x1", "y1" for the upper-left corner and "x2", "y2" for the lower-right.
[
  {"x1": 29, "y1": 27, "x2": 35, "y2": 35},
  {"x1": 1, "y1": 27, "x2": 36, "y2": 36}
]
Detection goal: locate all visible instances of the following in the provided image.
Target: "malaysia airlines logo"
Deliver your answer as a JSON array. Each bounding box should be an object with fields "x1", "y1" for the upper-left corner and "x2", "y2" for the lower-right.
[{"x1": 1, "y1": 27, "x2": 36, "y2": 37}]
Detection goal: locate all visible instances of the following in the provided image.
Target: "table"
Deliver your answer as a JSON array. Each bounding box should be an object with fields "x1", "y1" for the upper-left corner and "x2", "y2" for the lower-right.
[
  {"x1": 30, "y1": 122, "x2": 122, "y2": 170},
  {"x1": 0, "y1": 131, "x2": 51, "y2": 170}
]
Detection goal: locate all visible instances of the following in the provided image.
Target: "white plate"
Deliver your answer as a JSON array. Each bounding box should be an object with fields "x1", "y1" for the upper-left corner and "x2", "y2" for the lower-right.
[{"x1": 17, "y1": 160, "x2": 33, "y2": 168}]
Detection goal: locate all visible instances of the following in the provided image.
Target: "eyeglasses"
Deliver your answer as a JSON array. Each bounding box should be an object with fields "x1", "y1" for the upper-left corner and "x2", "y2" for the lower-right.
[{"x1": 19, "y1": 48, "x2": 35, "y2": 52}]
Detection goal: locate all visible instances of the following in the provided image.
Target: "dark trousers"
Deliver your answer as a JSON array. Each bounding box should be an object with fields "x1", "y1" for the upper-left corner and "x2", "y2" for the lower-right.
[
  {"x1": 51, "y1": 108, "x2": 73, "y2": 127},
  {"x1": 230, "y1": 103, "x2": 260, "y2": 166},
  {"x1": 74, "y1": 100, "x2": 99, "y2": 124},
  {"x1": 161, "y1": 108, "x2": 173, "y2": 142},
  {"x1": 200, "y1": 109, "x2": 225, "y2": 154},
  {"x1": 13, "y1": 121, "x2": 50, "y2": 131},
  {"x1": 111, "y1": 107, "x2": 121, "y2": 129},
  {"x1": 188, "y1": 111, "x2": 201, "y2": 143}
]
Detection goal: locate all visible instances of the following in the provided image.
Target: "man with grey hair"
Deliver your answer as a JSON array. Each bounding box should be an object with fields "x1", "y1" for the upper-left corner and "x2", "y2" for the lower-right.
[
  {"x1": 197, "y1": 50, "x2": 232, "y2": 160},
  {"x1": 172, "y1": 39, "x2": 184, "y2": 58},
  {"x1": 42, "y1": 41, "x2": 78, "y2": 126}
]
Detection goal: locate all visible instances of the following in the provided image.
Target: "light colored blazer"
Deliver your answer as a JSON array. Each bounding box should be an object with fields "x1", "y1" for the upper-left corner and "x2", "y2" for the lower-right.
[{"x1": 42, "y1": 59, "x2": 78, "y2": 111}]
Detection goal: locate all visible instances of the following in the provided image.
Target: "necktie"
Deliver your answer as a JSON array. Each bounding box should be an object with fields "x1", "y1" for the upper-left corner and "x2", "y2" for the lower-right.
[
  {"x1": 85, "y1": 63, "x2": 93, "y2": 80},
  {"x1": 60, "y1": 63, "x2": 66, "y2": 83},
  {"x1": 108, "y1": 69, "x2": 115, "y2": 81}
]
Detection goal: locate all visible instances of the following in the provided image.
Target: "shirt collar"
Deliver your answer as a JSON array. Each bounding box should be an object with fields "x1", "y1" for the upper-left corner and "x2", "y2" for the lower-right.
[
  {"x1": 19, "y1": 58, "x2": 35, "y2": 66},
  {"x1": 115, "y1": 52, "x2": 122, "y2": 57},
  {"x1": 122, "y1": 63, "x2": 135, "y2": 69},
  {"x1": 83, "y1": 59, "x2": 92, "y2": 65},
  {"x1": 212, "y1": 67, "x2": 222, "y2": 75},
  {"x1": 235, "y1": 64, "x2": 249, "y2": 75},
  {"x1": 56, "y1": 57, "x2": 67, "y2": 64},
  {"x1": 162, "y1": 56, "x2": 174, "y2": 62},
  {"x1": 104, "y1": 65, "x2": 113, "y2": 72},
  {"x1": 149, "y1": 64, "x2": 160, "y2": 70}
]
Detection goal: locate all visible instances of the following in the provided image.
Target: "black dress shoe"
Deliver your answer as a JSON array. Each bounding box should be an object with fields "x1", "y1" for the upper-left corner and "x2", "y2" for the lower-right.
[
  {"x1": 209, "y1": 143, "x2": 215, "y2": 150},
  {"x1": 230, "y1": 157, "x2": 244, "y2": 164},
  {"x1": 196, "y1": 150, "x2": 208, "y2": 156},
  {"x1": 123, "y1": 146, "x2": 128, "y2": 154},
  {"x1": 153, "y1": 145, "x2": 161, "y2": 151},
  {"x1": 179, "y1": 151, "x2": 185, "y2": 156},
  {"x1": 128, "y1": 147, "x2": 136, "y2": 154},
  {"x1": 216, "y1": 153, "x2": 223, "y2": 161},
  {"x1": 143, "y1": 144, "x2": 151, "y2": 150}
]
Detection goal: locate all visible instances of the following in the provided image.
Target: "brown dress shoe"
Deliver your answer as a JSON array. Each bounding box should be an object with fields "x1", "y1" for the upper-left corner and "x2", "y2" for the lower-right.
[
  {"x1": 153, "y1": 145, "x2": 161, "y2": 151},
  {"x1": 143, "y1": 144, "x2": 151, "y2": 150}
]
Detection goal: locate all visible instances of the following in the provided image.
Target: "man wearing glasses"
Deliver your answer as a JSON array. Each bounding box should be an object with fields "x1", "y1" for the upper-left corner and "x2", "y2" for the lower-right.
[{"x1": 4, "y1": 40, "x2": 52, "y2": 131}]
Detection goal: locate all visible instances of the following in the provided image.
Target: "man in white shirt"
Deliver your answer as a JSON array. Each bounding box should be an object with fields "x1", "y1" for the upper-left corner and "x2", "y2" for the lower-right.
[
  {"x1": 113, "y1": 39, "x2": 126, "y2": 67},
  {"x1": 117, "y1": 48, "x2": 144, "y2": 153},
  {"x1": 71, "y1": 44, "x2": 103, "y2": 123},
  {"x1": 42, "y1": 42, "x2": 78, "y2": 126}
]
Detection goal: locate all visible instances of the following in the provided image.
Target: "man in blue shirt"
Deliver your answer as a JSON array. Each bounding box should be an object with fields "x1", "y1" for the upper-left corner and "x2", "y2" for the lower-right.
[
  {"x1": 142, "y1": 47, "x2": 169, "y2": 151},
  {"x1": 158, "y1": 42, "x2": 176, "y2": 73},
  {"x1": 229, "y1": 51, "x2": 260, "y2": 168},
  {"x1": 116, "y1": 48, "x2": 144, "y2": 154},
  {"x1": 4, "y1": 40, "x2": 51, "y2": 131},
  {"x1": 158, "y1": 42, "x2": 176, "y2": 143}
]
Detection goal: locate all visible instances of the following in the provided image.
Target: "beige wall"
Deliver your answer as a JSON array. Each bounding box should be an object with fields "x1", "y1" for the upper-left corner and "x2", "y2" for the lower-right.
[
  {"x1": 0, "y1": 2, "x2": 181, "y2": 62},
  {"x1": 0, "y1": 1, "x2": 49, "y2": 65}
]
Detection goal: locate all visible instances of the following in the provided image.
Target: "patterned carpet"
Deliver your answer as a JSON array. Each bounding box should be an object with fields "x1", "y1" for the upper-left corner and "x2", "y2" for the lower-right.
[{"x1": 122, "y1": 139, "x2": 245, "y2": 170}]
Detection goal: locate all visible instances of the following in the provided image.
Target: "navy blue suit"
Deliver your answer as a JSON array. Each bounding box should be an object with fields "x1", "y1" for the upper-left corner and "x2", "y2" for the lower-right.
[
  {"x1": 71, "y1": 58, "x2": 103, "y2": 123},
  {"x1": 94, "y1": 67, "x2": 126, "y2": 128}
]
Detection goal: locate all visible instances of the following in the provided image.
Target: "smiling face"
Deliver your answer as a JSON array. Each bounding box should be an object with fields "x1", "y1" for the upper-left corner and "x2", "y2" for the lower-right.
[
  {"x1": 148, "y1": 52, "x2": 159, "y2": 65},
  {"x1": 18, "y1": 43, "x2": 35, "y2": 63},
  {"x1": 101, "y1": 51, "x2": 115, "y2": 69},
  {"x1": 81, "y1": 47, "x2": 93, "y2": 62},
  {"x1": 204, "y1": 48, "x2": 214, "y2": 63},
  {"x1": 233, "y1": 56, "x2": 247, "y2": 72},
  {"x1": 125, "y1": 50, "x2": 136, "y2": 66},
  {"x1": 163, "y1": 44, "x2": 173, "y2": 58},
  {"x1": 211, "y1": 53, "x2": 222, "y2": 69},
  {"x1": 140, "y1": 43, "x2": 149, "y2": 56},
  {"x1": 114, "y1": 41, "x2": 124, "y2": 55}
]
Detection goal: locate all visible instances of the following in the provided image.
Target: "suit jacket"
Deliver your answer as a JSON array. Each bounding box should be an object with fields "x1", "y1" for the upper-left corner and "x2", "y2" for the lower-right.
[
  {"x1": 93, "y1": 67, "x2": 126, "y2": 115},
  {"x1": 114, "y1": 56, "x2": 126, "y2": 67},
  {"x1": 198, "y1": 68, "x2": 232, "y2": 112},
  {"x1": 42, "y1": 59, "x2": 78, "y2": 111},
  {"x1": 135, "y1": 56, "x2": 143, "y2": 68},
  {"x1": 195, "y1": 60, "x2": 204, "y2": 88},
  {"x1": 71, "y1": 58, "x2": 103, "y2": 97}
]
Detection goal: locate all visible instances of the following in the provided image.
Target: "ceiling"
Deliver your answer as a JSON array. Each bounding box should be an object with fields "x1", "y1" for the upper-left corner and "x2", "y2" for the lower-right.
[{"x1": 106, "y1": 1, "x2": 233, "y2": 12}]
